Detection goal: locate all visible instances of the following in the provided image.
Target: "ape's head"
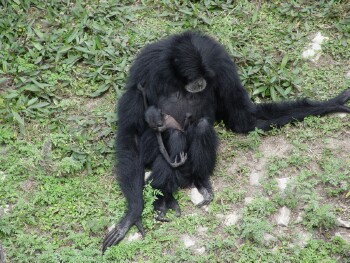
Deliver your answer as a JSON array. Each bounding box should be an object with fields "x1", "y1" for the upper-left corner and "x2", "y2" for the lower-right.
[{"x1": 172, "y1": 32, "x2": 216, "y2": 93}]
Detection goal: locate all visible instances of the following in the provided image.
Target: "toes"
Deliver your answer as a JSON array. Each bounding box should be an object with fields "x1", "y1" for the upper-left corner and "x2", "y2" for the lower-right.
[
  {"x1": 167, "y1": 199, "x2": 181, "y2": 217},
  {"x1": 102, "y1": 220, "x2": 133, "y2": 253},
  {"x1": 196, "y1": 191, "x2": 214, "y2": 208},
  {"x1": 156, "y1": 216, "x2": 171, "y2": 222},
  {"x1": 174, "y1": 206, "x2": 181, "y2": 217},
  {"x1": 196, "y1": 200, "x2": 209, "y2": 207},
  {"x1": 196, "y1": 197, "x2": 213, "y2": 207},
  {"x1": 155, "y1": 211, "x2": 171, "y2": 222}
]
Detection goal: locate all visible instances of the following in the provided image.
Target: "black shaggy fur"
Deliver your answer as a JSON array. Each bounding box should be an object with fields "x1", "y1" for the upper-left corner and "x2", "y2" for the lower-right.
[{"x1": 102, "y1": 31, "x2": 350, "y2": 252}]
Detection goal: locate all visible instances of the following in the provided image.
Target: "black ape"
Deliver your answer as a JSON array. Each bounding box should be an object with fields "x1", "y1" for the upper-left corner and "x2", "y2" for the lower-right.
[{"x1": 102, "y1": 31, "x2": 350, "y2": 252}]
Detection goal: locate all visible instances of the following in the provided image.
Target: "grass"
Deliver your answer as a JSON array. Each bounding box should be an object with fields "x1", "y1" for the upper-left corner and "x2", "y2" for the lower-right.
[{"x1": 1, "y1": 0, "x2": 350, "y2": 262}]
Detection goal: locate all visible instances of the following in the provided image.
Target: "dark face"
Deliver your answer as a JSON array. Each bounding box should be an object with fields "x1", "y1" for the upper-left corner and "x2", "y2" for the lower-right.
[
  {"x1": 145, "y1": 106, "x2": 166, "y2": 132},
  {"x1": 184, "y1": 78, "x2": 207, "y2": 93}
]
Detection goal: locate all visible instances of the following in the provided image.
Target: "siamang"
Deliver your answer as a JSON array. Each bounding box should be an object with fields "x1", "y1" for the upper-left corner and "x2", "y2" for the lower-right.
[{"x1": 102, "y1": 31, "x2": 350, "y2": 252}]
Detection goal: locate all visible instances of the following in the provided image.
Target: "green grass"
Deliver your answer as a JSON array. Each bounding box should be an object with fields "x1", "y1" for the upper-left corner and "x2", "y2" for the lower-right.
[{"x1": 1, "y1": 0, "x2": 350, "y2": 262}]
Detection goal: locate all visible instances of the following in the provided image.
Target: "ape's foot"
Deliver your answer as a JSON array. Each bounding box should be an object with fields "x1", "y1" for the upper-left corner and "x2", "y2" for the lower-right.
[
  {"x1": 155, "y1": 208, "x2": 181, "y2": 222},
  {"x1": 154, "y1": 194, "x2": 181, "y2": 222},
  {"x1": 156, "y1": 211, "x2": 174, "y2": 222},
  {"x1": 196, "y1": 186, "x2": 214, "y2": 207},
  {"x1": 102, "y1": 214, "x2": 144, "y2": 253}
]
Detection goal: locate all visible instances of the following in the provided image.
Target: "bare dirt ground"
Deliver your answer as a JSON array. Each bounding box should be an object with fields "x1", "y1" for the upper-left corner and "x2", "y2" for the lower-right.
[{"x1": 181, "y1": 117, "x2": 350, "y2": 256}]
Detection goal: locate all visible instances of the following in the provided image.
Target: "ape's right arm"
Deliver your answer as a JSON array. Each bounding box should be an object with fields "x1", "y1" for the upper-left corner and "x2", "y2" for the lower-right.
[{"x1": 102, "y1": 88, "x2": 146, "y2": 253}]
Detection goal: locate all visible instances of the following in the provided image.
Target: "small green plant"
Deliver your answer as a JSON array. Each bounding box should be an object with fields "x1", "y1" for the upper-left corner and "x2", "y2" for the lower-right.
[
  {"x1": 279, "y1": 170, "x2": 319, "y2": 208},
  {"x1": 240, "y1": 216, "x2": 272, "y2": 244},
  {"x1": 303, "y1": 201, "x2": 336, "y2": 230},
  {"x1": 296, "y1": 237, "x2": 350, "y2": 262},
  {"x1": 56, "y1": 156, "x2": 84, "y2": 176},
  {"x1": 239, "y1": 50, "x2": 301, "y2": 100},
  {"x1": 246, "y1": 128, "x2": 264, "y2": 150},
  {"x1": 266, "y1": 156, "x2": 289, "y2": 178},
  {"x1": 142, "y1": 182, "x2": 162, "y2": 230},
  {"x1": 219, "y1": 188, "x2": 246, "y2": 204},
  {"x1": 318, "y1": 149, "x2": 350, "y2": 196},
  {"x1": 244, "y1": 197, "x2": 277, "y2": 217},
  {"x1": 0, "y1": 127, "x2": 15, "y2": 144}
]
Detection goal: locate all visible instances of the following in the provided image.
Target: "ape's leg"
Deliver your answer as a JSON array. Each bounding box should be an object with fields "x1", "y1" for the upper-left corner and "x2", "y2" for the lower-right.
[
  {"x1": 138, "y1": 134, "x2": 179, "y2": 221},
  {"x1": 140, "y1": 130, "x2": 181, "y2": 221},
  {"x1": 187, "y1": 118, "x2": 218, "y2": 207},
  {"x1": 140, "y1": 129, "x2": 161, "y2": 167},
  {"x1": 194, "y1": 178, "x2": 215, "y2": 207},
  {"x1": 148, "y1": 160, "x2": 182, "y2": 222},
  {"x1": 255, "y1": 87, "x2": 350, "y2": 131},
  {"x1": 219, "y1": 78, "x2": 350, "y2": 133},
  {"x1": 153, "y1": 192, "x2": 181, "y2": 221},
  {"x1": 147, "y1": 129, "x2": 189, "y2": 220}
]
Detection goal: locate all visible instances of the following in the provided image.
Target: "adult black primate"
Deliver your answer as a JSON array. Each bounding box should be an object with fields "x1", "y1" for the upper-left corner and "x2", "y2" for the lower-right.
[{"x1": 102, "y1": 31, "x2": 350, "y2": 252}]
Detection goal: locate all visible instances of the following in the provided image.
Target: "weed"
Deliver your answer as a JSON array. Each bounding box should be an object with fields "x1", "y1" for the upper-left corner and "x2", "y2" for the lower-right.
[
  {"x1": 1, "y1": 0, "x2": 350, "y2": 261},
  {"x1": 240, "y1": 216, "x2": 273, "y2": 244},
  {"x1": 318, "y1": 149, "x2": 350, "y2": 197},
  {"x1": 303, "y1": 201, "x2": 337, "y2": 230},
  {"x1": 244, "y1": 197, "x2": 277, "y2": 217}
]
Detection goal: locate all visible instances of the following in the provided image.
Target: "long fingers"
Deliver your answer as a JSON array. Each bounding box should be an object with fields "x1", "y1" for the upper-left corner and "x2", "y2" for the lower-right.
[
  {"x1": 338, "y1": 105, "x2": 350, "y2": 113},
  {"x1": 155, "y1": 211, "x2": 171, "y2": 222},
  {"x1": 102, "y1": 226, "x2": 126, "y2": 253},
  {"x1": 171, "y1": 152, "x2": 188, "y2": 167},
  {"x1": 102, "y1": 219, "x2": 145, "y2": 253},
  {"x1": 334, "y1": 87, "x2": 350, "y2": 104},
  {"x1": 135, "y1": 219, "x2": 145, "y2": 237}
]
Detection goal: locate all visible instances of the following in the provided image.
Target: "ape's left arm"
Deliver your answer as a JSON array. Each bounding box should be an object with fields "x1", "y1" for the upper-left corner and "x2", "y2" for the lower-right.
[
  {"x1": 214, "y1": 57, "x2": 257, "y2": 133},
  {"x1": 215, "y1": 55, "x2": 350, "y2": 132}
]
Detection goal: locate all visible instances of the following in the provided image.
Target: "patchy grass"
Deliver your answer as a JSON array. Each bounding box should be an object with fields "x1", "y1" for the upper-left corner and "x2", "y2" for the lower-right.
[{"x1": 1, "y1": 0, "x2": 350, "y2": 262}]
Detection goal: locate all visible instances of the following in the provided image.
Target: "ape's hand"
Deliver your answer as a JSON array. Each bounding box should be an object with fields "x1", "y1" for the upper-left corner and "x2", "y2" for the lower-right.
[
  {"x1": 171, "y1": 152, "x2": 188, "y2": 168},
  {"x1": 102, "y1": 213, "x2": 144, "y2": 253},
  {"x1": 333, "y1": 87, "x2": 350, "y2": 112}
]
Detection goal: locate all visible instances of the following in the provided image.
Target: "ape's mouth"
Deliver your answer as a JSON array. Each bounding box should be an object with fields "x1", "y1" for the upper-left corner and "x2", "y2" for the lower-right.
[{"x1": 185, "y1": 78, "x2": 206, "y2": 93}]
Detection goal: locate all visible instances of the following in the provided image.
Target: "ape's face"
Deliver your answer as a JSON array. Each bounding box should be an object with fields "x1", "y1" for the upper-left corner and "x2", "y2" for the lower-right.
[{"x1": 185, "y1": 78, "x2": 207, "y2": 93}]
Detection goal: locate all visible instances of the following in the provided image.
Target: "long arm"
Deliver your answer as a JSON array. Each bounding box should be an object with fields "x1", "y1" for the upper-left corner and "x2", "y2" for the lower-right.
[
  {"x1": 215, "y1": 57, "x2": 350, "y2": 133},
  {"x1": 102, "y1": 88, "x2": 146, "y2": 253},
  {"x1": 253, "y1": 88, "x2": 350, "y2": 131},
  {"x1": 214, "y1": 57, "x2": 258, "y2": 133}
]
